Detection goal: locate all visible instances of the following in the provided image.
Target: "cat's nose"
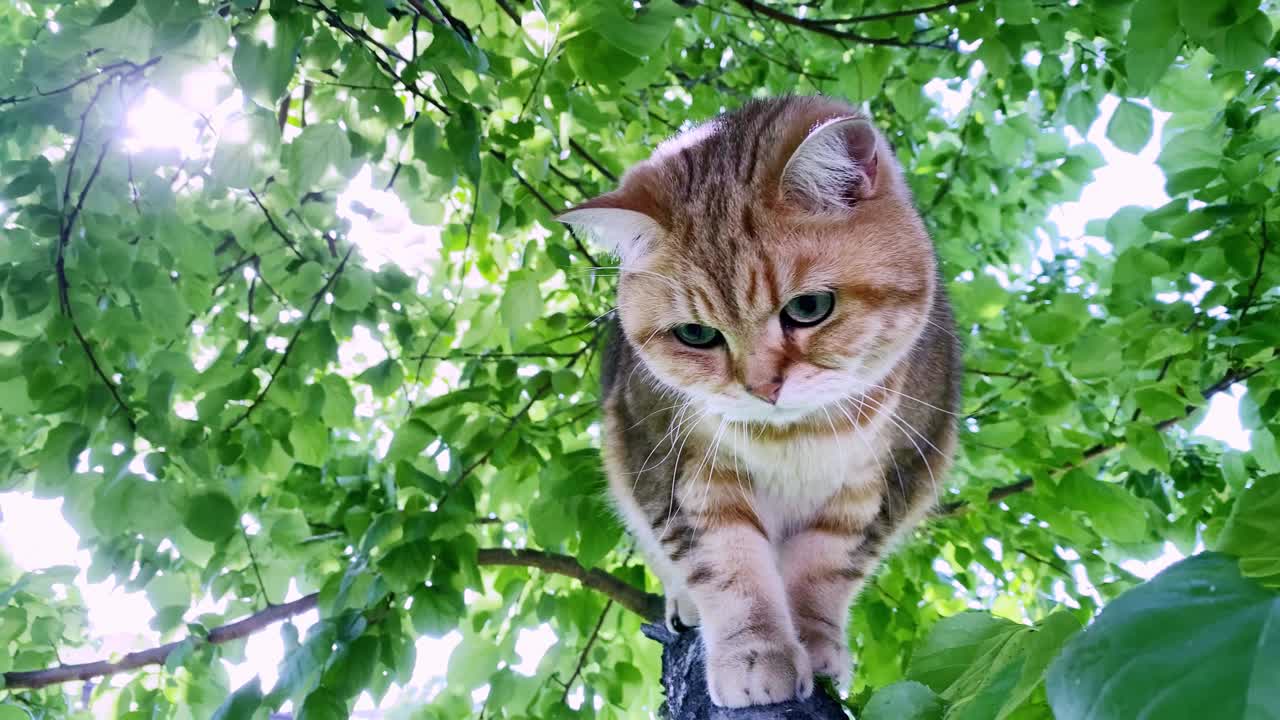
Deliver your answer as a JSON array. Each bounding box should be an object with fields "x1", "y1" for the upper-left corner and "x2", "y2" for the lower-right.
[{"x1": 745, "y1": 376, "x2": 783, "y2": 405}]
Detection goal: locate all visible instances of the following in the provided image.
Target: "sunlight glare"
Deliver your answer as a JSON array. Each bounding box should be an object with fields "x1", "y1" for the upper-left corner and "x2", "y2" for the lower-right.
[
  {"x1": 337, "y1": 166, "x2": 443, "y2": 273},
  {"x1": 126, "y1": 88, "x2": 202, "y2": 155}
]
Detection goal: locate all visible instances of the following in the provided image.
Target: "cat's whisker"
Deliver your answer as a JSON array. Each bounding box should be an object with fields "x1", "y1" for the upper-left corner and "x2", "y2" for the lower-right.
[
  {"x1": 658, "y1": 406, "x2": 709, "y2": 543},
  {"x1": 692, "y1": 418, "x2": 729, "y2": 537},
  {"x1": 864, "y1": 382, "x2": 960, "y2": 417},
  {"x1": 860, "y1": 394, "x2": 939, "y2": 506},
  {"x1": 862, "y1": 393, "x2": 945, "y2": 458},
  {"x1": 623, "y1": 400, "x2": 689, "y2": 432},
  {"x1": 624, "y1": 327, "x2": 667, "y2": 392},
  {"x1": 834, "y1": 399, "x2": 895, "y2": 504},
  {"x1": 628, "y1": 400, "x2": 694, "y2": 483}
]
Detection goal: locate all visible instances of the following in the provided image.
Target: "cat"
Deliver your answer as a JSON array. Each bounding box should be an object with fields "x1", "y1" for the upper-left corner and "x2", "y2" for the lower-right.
[{"x1": 559, "y1": 95, "x2": 961, "y2": 708}]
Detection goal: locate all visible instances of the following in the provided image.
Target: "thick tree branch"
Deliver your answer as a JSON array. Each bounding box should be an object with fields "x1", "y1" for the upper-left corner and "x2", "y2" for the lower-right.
[
  {"x1": 2, "y1": 594, "x2": 319, "y2": 690},
  {"x1": 478, "y1": 548, "x2": 663, "y2": 621},
  {"x1": 936, "y1": 363, "x2": 1268, "y2": 516},
  {"x1": 5, "y1": 548, "x2": 660, "y2": 690},
  {"x1": 731, "y1": 0, "x2": 956, "y2": 49}
]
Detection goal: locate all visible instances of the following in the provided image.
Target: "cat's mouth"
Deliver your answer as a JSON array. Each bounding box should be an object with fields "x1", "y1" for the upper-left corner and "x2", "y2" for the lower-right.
[{"x1": 707, "y1": 399, "x2": 817, "y2": 425}]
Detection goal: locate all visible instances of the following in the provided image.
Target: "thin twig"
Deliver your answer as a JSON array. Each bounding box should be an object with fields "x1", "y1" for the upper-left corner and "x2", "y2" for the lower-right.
[
  {"x1": 248, "y1": 188, "x2": 306, "y2": 261},
  {"x1": 808, "y1": 0, "x2": 979, "y2": 26},
  {"x1": 730, "y1": 0, "x2": 957, "y2": 49},
  {"x1": 226, "y1": 244, "x2": 356, "y2": 430},
  {"x1": 241, "y1": 525, "x2": 274, "y2": 607},
  {"x1": 936, "y1": 362, "x2": 1270, "y2": 516},
  {"x1": 568, "y1": 139, "x2": 618, "y2": 182}
]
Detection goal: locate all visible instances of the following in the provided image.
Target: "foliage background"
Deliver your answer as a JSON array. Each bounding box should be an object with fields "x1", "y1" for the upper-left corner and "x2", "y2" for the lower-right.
[{"x1": 0, "y1": 0, "x2": 1278, "y2": 718}]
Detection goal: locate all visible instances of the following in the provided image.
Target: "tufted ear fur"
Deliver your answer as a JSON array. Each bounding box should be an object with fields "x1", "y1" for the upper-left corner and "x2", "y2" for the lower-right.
[
  {"x1": 779, "y1": 117, "x2": 881, "y2": 214},
  {"x1": 556, "y1": 191, "x2": 663, "y2": 265}
]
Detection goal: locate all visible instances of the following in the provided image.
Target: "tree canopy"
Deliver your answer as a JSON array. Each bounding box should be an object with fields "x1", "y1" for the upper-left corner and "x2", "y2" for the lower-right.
[{"x1": 0, "y1": 0, "x2": 1278, "y2": 718}]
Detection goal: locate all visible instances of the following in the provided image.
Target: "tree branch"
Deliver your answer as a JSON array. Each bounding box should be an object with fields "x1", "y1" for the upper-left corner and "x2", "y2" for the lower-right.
[
  {"x1": 477, "y1": 548, "x2": 663, "y2": 621},
  {"x1": 489, "y1": 148, "x2": 600, "y2": 267},
  {"x1": 730, "y1": 0, "x2": 957, "y2": 49},
  {"x1": 568, "y1": 139, "x2": 618, "y2": 182},
  {"x1": 56, "y1": 82, "x2": 137, "y2": 431},
  {"x1": 226, "y1": 244, "x2": 356, "y2": 430},
  {"x1": 248, "y1": 187, "x2": 306, "y2": 261},
  {"x1": 2, "y1": 594, "x2": 319, "y2": 690},
  {"x1": 5, "y1": 547, "x2": 661, "y2": 690},
  {"x1": 807, "y1": 0, "x2": 978, "y2": 25},
  {"x1": 936, "y1": 363, "x2": 1269, "y2": 516}
]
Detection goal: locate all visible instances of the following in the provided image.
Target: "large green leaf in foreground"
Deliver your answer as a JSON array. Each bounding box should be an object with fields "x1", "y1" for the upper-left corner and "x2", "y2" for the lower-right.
[{"x1": 1047, "y1": 553, "x2": 1280, "y2": 720}]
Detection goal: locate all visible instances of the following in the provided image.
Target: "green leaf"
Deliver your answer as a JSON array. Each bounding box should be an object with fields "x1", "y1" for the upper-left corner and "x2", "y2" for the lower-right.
[
  {"x1": 1106, "y1": 101, "x2": 1154, "y2": 154},
  {"x1": 185, "y1": 491, "x2": 239, "y2": 542},
  {"x1": 378, "y1": 539, "x2": 433, "y2": 592},
  {"x1": 500, "y1": 271, "x2": 544, "y2": 339},
  {"x1": 289, "y1": 123, "x2": 353, "y2": 190},
  {"x1": 1127, "y1": 0, "x2": 1184, "y2": 94},
  {"x1": 1057, "y1": 470, "x2": 1148, "y2": 543},
  {"x1": 862, "y1": 681, "x2": 945, "y2": 720},
  {"x1": 996, "y1": 611, "x2": 1082, "y2": 719},
  {"x1": 1126, "y1": 424, "x2": 1170, "y2": 473},
  {"x1": 1047, "y1": 553, "x2": 1280, "y2": 720},
  {"x1": 232, "y1": 15, "x2": 304, "y2": 106},
  {"x1": 447, "y1": 634, "x2": 501, "y2": 690},
  {"x1": 907, "y1": 612, "x2": 1021, "y2": 694},
  {"x1": 1177, "y1": 0, "x2": 1244, "y2": 43},
  {"x1": 1157, "y1": 129, "x2": 1222, "y2": 177},
  {"x1": 444, "y1": 106, "x2": 482, "y2": 185},
  {"x1": 1218, "y1": 12, "x2": 1274, "y2": 71},
  {"x1": 357, "y1": 359, "x2": 404, "y2": 397},
  {"x1": 582, "y1": 0, "x2": 681, "y2": 58},
  {"x1": 974, "y1": 421, "x2": 1024, "y2": 449},
  {"x1": 410, "y1": 584, "x2": 466, "y2": 637},
  {"x1": 1217, "y1": 479, "x2": 1280, "y2": 588},
  {"x1": 320, "y1": 375, "x2": 356, "y2": 427},
  {"x1": 297, "y1": 687, "x2": 347, "y2": 720},
  {"x1": 1252, "y1": 429, "x2": 1280, "y2": 474},
  {"x1": 0, "y1": 706, "x2": 33, "y2": 720},
  {"x1": 289, "y1": 418, "x2": 329, "y2": 466},
  {"x1": 1134, "y1": 387, "x2": 1187, "y2": 423},
  {"x1": 333, "y1": 269, "x2": 375, "y2": 312},
  {"x1": 212, "y1": 678, "x2": 263, "y2": 720},
  {"x1": 92, "y1": 0, "x2": 138, "y2": 25},
  {"x1": 386, "y1": 419, "x2": 433, "y2": 465}
]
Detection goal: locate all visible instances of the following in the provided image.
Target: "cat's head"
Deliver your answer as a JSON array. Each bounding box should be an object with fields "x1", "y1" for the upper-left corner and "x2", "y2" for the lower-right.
[{"x1": 561, "y1": 96, "x2": 936, "y2": 425}]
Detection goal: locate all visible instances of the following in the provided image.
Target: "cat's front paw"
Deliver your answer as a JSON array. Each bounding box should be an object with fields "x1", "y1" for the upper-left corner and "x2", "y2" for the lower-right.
[
  {"x1": 800, "y1": 630, "x2": 852, "y2": 688},
  {"x1": 706, "y1": 635, "x2": 813, "y2": 708}
]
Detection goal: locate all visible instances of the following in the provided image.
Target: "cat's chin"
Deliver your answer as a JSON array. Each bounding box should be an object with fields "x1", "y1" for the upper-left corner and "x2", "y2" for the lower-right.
[{"x1": 710, "y1": 404, "x2": 816, "y2": 426}]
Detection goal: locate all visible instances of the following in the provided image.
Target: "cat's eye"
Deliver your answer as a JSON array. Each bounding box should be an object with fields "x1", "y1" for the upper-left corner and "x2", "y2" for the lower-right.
[
  {"x1": 672, "y1": 323, "x2": 723, "y2": 348},
  {"x1": 781, "y1": 291, "x2": 835, "y2": 327}
]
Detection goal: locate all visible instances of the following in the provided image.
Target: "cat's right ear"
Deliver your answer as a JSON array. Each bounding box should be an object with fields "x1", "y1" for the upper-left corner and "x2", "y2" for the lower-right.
[{"x1": 556, "y1": 196, "x2": 661, "y2": 265}]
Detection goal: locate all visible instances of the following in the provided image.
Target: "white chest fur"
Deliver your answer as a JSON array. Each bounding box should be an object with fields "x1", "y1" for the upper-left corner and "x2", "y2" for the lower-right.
[{"x1": 695, "y1": 408, "x2": 897, "y2": 536}]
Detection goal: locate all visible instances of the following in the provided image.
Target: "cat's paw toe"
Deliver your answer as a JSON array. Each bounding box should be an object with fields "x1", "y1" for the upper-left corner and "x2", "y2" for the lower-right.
[
  {"x1": 707, "y1": 640, "x2": 812, "y2": 708},
  {"x1": 804, "y1": 636, "x2": 852, "y2": 688},
  {"x1": 665, "y1": 594, "x2": 701, "y2": 633}
]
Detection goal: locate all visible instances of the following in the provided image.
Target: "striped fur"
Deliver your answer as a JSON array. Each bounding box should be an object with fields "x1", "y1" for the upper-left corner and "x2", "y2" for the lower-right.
[{"x1": 574, "y1": 96, "x2": 962, "y2": 708}]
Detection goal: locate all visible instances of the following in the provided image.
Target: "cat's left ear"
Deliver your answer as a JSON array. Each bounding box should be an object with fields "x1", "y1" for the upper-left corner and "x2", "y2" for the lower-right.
[
  {"x1": 556, "y1": 193, "x2": 662, "y2": 265},
  {"x1": 780, "y1": 117, "x2": 881, "y2": 214}
]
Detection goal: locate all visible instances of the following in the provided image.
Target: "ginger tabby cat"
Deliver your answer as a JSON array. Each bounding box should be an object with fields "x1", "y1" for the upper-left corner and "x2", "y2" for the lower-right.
[{"x1": 559, "y1": 96, "x2": 961, "y2": 708}]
